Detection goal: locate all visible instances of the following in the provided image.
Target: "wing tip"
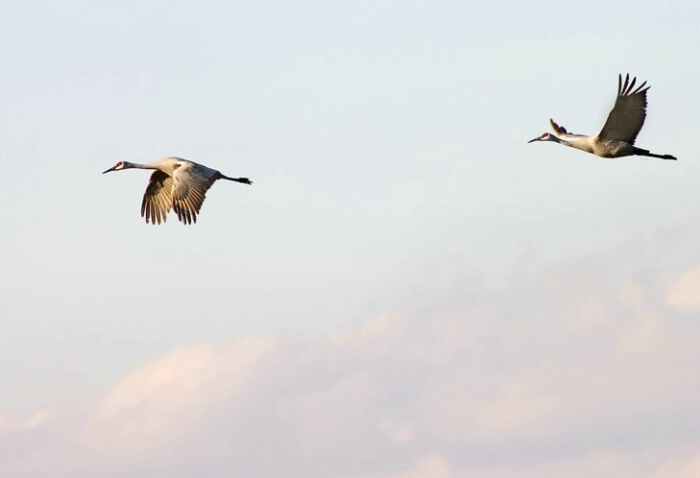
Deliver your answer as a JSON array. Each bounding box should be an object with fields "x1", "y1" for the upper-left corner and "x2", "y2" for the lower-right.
[
  {"x1": 618, "y1": 73, "x2": 650, "y2": 96},
  {"x1": 549, "y1": 118, "x2": 567, "y2": 135}
]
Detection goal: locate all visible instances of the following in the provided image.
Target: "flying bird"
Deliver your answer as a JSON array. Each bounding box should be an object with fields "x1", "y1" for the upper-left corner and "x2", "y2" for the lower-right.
[
  {"x1": 528, "y1": 74, "x2": 676, "y2": 160},
  {"x1": 103, "y1": 157, "x2": 252, "y2": 225}
]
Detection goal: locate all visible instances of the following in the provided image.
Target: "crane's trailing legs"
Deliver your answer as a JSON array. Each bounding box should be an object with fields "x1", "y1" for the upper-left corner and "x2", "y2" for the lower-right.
[
  {"x1": 629, "y1": 149, "x2": 676, "y2": 160},
  {"x1": 218, "y1": 173, "x2": 252, "y2": 184}
]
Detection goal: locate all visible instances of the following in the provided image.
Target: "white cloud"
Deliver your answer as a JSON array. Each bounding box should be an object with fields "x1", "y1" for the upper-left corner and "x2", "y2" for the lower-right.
[
  {"x1": 328, "y1": 310, "x2": 403, "y2": 346},
  {"x1": 651, "y1": 450, "x2": 700, "y2": 478},
  {"x1": 84, "y1": 336, "x2": 280, "y2": 455},
  {"x1": 666, "y1": 264, "x2": 700, "y2": 311},
  {"x1": 0, "y1": 407, "x2": 55, "y2": 434},
  {"x1": 455, "y1": 448, "x2": 700, "y2": 478},
  {"x1": 380, "y1": 421, "x2": 416, "y2": 444},
  {"x1": 1, "y1": 236, "x2": 698, "y2": 478},
  {"x1": 337, "y1": 449, "x2": 700, "y2": 478},
  {"x1": 403, "y1": 455, "x2": 455, "y2": 478}
]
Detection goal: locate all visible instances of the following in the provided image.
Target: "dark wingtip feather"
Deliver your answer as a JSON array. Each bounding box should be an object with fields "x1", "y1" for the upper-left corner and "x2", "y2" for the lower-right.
[{"x1": 617, "y1": 74, "x2": 624, "y2": 95}]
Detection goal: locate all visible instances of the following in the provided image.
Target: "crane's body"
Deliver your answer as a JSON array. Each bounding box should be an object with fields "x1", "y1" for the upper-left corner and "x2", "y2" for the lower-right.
[
  {"x1": 103, "y1": 157, "x2": 251, "y2": 225},
  {"x1": 528, "y1": 74, "x2": 676, "y2": 160}
]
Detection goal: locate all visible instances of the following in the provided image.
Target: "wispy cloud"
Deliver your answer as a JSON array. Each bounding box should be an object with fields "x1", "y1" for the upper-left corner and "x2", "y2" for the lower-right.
[
  {"x1": 1, "y1": 232, "x2": 698, "y2": 478},
  {"x1": 666, "y1": 265, "x2": 700, "y2": 312},
  {"x1": 85, "y1": 336, "x2": 280, "y2": 455}
]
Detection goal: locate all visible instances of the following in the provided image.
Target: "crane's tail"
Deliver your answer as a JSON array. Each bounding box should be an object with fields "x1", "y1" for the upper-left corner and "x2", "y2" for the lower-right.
[
  {"x1": 635, "y1": 147, "x2": 676, "y2": 160},
  {"x1": 219, "y1": 174, "x2": 253, "y2": 184},
  {"x1": 644, "y1": 152, "x2": 677, "y2": 160}
]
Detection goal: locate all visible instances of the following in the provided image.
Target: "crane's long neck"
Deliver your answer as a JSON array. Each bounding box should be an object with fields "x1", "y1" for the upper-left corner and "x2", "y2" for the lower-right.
[
  {"x1": 548, "y1": 134, "x2": 574, "y2": 147},
  {"x1": 124, "y1": 161, "x2": 159, "y2": 170},
  {"x1": 550, "y1": 134, "x2": 595, "y2": 154}
]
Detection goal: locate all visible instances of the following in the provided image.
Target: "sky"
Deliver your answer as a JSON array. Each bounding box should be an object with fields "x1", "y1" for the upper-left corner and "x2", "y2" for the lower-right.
[{"x1": 1, "y1": 0, "x2": 699, "y2": 476}]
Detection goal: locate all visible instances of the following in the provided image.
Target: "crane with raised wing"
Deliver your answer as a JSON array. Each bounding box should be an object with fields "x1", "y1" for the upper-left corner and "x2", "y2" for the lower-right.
[{"x1": 528, "y1": 74, "x2": 676, "y2": 160}]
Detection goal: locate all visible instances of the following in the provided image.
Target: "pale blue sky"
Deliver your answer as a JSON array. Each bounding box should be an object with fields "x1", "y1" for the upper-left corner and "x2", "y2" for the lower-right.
[{"x1": 1, "y1": 1, "x2": 699, "y2": 476}]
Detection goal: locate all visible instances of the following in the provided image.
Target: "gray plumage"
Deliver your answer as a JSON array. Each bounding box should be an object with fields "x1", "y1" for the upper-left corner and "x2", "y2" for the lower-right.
[
  {"x1": 528, "y1": 74, "x2": 676, "y2": 160},
  {"x1": 103, "y1": 157, "x2": 252, "y2": 225}
]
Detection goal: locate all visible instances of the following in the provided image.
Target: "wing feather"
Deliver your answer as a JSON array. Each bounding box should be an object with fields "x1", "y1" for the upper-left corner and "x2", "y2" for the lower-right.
[
  {"x1": 171, "y1": 163, "x2": 218, "y2": 225},
  {"x1": 598, "y1": 73, "x2": 649, "y2": 144},
  {"x1": 141, "y1": 171, "x2": 173, "y2": 225},
  {"x1": 550, "y1": 118, "x2": 586, "y2": 139}
]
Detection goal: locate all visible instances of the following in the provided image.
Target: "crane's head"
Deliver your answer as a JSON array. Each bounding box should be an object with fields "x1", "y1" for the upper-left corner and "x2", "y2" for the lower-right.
[
  {"x1": 102, "y1": 161, "x2": 129, "y2": 174},
  {"x1": 527, "y1": 133, "x2": 553, "y2": 144}
]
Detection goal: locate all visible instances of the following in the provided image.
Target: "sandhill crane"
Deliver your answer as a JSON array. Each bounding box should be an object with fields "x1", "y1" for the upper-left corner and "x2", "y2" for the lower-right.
[
  {"x1": 528, "y1": 74, "x2": 676, "y2": 160},
  {"x1": 103, "y1": 157, "x2": 252, "y2": 225}
]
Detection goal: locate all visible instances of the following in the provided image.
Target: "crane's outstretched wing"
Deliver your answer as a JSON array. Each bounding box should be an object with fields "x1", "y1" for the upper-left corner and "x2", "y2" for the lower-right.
[
  {"x1": 170, "y1": 163, "x2": 218, "y2": 224},
  {"x1": 549, "y1": 118, "x2": 587, "y2": 139},
  {"x1": 598, "y1": 74, "x2": 649, "y2": 144},
  {"x1": 141, "y1": 170, "x2": 173, "y2": 225}
]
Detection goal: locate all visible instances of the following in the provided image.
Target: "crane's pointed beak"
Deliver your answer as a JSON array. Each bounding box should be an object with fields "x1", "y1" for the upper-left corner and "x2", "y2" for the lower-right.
[
  {"x1": 527, "y1": 137, "x2": 540, "y2": 144},
  {"x1": 102, "y1": 166, "x2": 116, "y2": 174}
]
